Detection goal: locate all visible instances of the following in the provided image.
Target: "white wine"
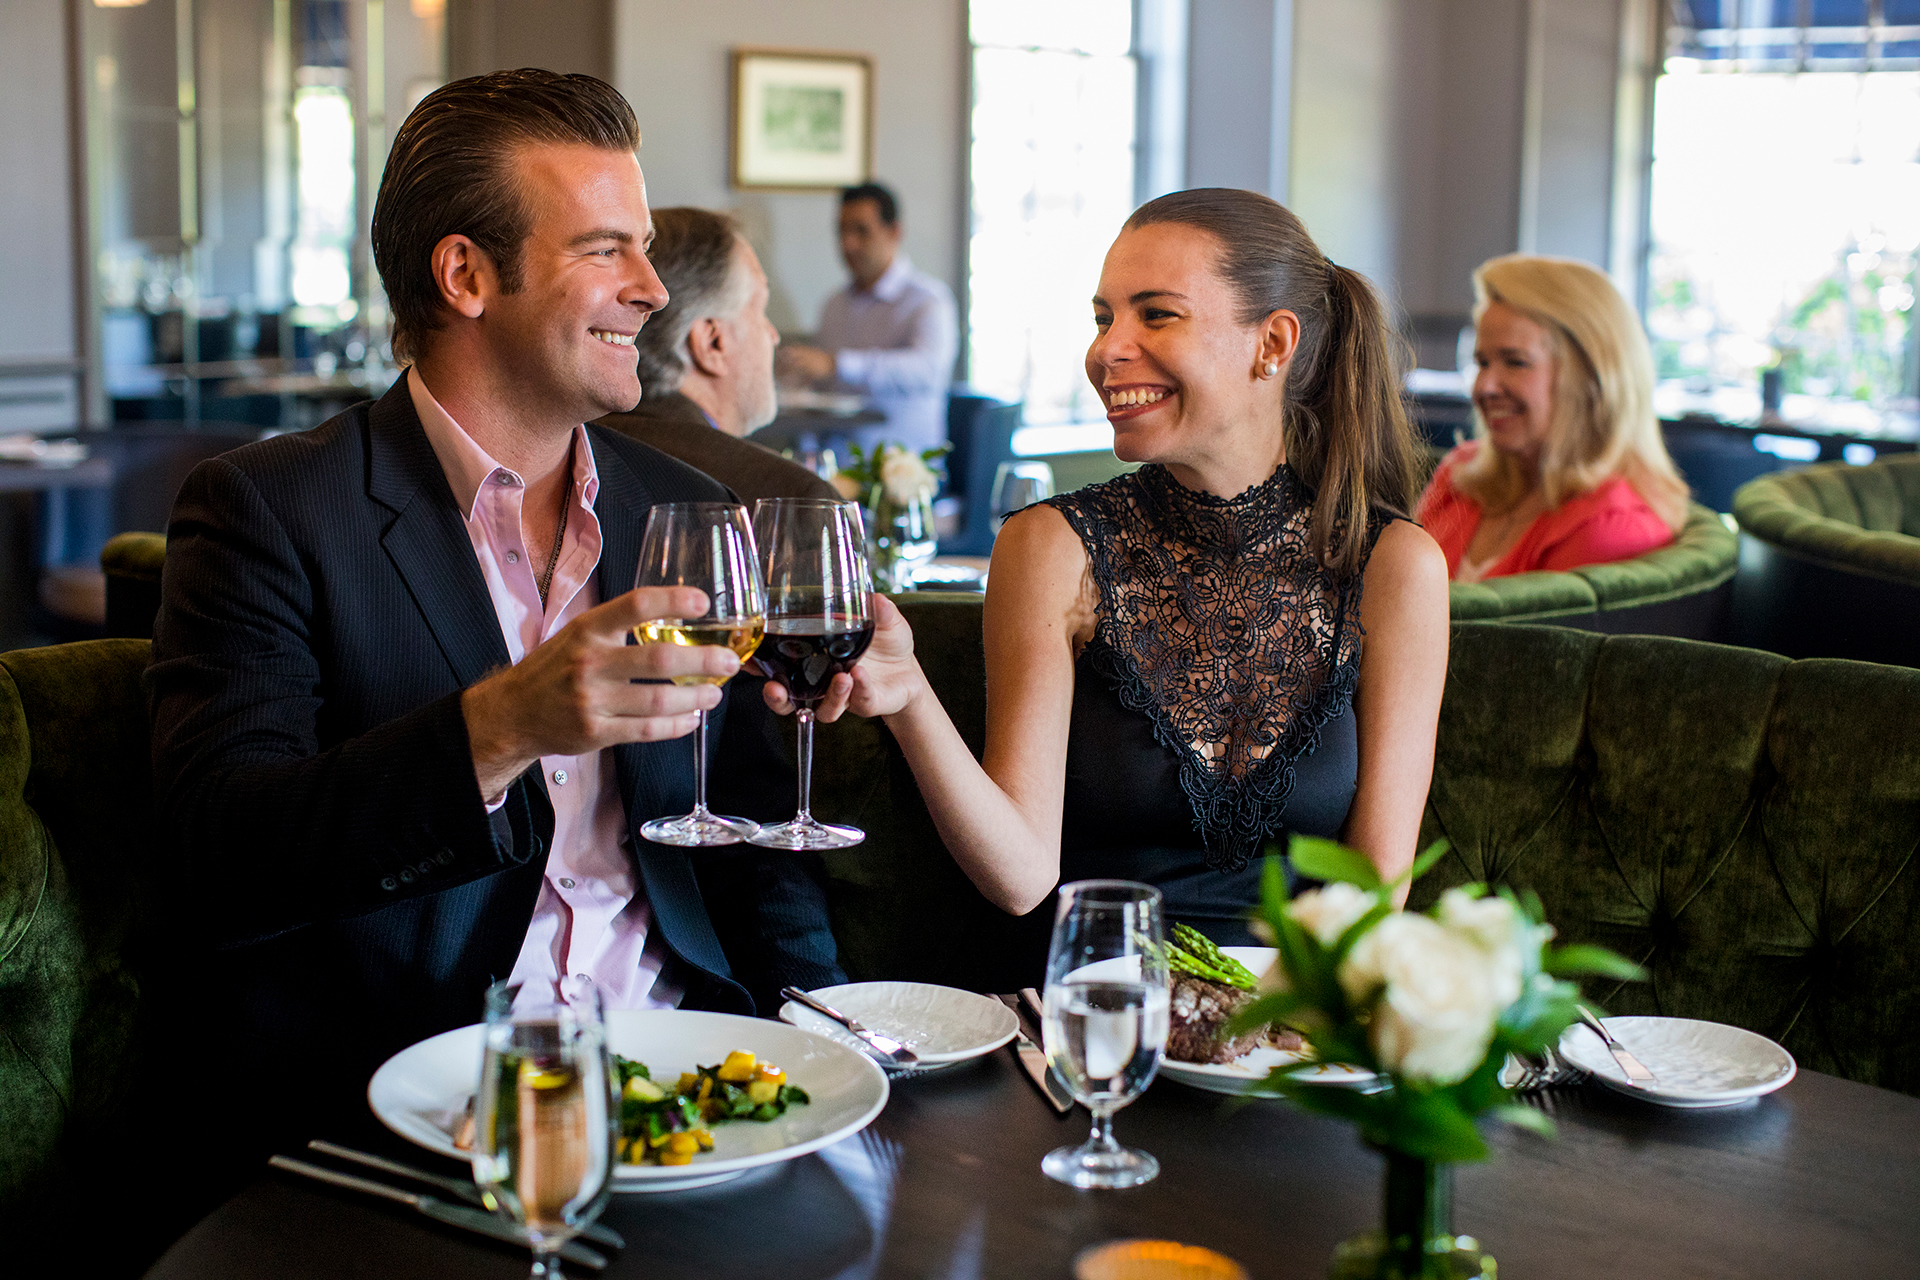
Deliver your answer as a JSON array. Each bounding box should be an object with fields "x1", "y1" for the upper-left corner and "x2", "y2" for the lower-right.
[
  {"x1": 1043, "y1": 980, "x2": 1170, "y2": 1106},
  {"x1": 634, "y1": 618, "x2": 766, "y2": 686},
  {"x1": 472, "y1": 1021, "x2": 612, "y2": 1235}
]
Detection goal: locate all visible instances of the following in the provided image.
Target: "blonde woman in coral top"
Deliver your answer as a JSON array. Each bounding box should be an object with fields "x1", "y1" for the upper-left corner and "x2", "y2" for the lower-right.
[{"x1": 1418, "y1": 255, "x2": 1689, "y2": 582}]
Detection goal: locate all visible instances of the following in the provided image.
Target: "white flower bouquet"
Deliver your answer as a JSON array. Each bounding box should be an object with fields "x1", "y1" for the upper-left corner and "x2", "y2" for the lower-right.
[
  {"x1": 835, "y1": 442, "x2": 949, "y2": 592},
  {"x1": 1233, "y1": 835, "x2": 1644, "y2": 1161}
]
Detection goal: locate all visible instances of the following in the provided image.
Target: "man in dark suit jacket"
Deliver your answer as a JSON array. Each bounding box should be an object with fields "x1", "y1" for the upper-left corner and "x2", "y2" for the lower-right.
[
  {"x1": 146, "y1": 72, "x2": 843, "y2": 1151},
  {"x1": 597, "y1": 206, "x2": 843, "y2": 506}
]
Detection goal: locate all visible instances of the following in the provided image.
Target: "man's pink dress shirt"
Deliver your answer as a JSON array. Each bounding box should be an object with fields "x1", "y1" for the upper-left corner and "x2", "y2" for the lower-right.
[{"x1": 409, "y1": 369, "x2": 678, "y2": 1009}]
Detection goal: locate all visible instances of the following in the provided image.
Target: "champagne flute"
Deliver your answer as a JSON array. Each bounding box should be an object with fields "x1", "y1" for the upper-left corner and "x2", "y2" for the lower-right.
[
  {"x1": 746, "y1": 497, "x2": 873, "y2": 850},
  {"x1": 1040, "y1": 879, "x2": 1170, "y2": 1189},
  {"x1": 472, "y1": 976, "x2": 615, "y2": 1279},
  {"x1": 634, "y1": 502, "x2": 766, "y2": 846}
]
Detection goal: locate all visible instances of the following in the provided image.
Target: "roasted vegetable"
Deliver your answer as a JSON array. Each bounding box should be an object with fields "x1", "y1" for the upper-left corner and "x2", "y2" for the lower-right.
[{"x1": 612, "y1": 1052, "x2": 808, "y2": 1166}]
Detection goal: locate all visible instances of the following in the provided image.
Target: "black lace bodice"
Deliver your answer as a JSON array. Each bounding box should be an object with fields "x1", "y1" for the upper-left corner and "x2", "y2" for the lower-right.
[{"x1": 1043, "y1": 463, "x2": 1385, "y2": 872}]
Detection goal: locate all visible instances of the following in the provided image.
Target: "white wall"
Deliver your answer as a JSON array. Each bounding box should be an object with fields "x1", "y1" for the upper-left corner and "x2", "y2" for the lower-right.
[
  {"x1": 612, "y1": 0, "x2": 967, "y2": 337},
  {"x1": 1289, "y1": 0, "x2": 1399, "y2": 287},
  {"x1": 0, "y1": 0, "x2": 77, "y2": 366}
]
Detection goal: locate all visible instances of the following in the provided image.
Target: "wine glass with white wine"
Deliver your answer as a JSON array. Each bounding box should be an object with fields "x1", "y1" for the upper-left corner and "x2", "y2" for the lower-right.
[
  {"x1": 1040, "y1": 879, "x2": 1170, "y2": 1189},
  {"x1": 633, "y1": 502, "x2": 766, "y2": 846},
  {"x1": 472, "y1": 976, "x2": 615, "y2": 1280}
]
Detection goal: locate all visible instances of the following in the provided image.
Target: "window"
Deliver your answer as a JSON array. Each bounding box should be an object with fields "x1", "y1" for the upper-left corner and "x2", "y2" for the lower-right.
[
  {"x1": 1646, "y1": 1, "x2": 1920, "y2": 433},
  {"x1": 966, "y1": 0, "x2": 1137, "y2": 428}
]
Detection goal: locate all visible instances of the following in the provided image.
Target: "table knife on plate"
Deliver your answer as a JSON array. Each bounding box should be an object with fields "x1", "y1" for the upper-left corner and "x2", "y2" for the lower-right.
[
  {"x1": 1576, "y1": 1005, "x2": 1657, "y2": 1084},
  {"x1": 269, "y1": 1155, "x2": 608, "y2": 1270},
  {"x1": 306, "y1": 1140, "x2": 625, "y2": 1250},
  {"x1": 997, "y1": 993, "x2": 1074, "y2": 1114}
]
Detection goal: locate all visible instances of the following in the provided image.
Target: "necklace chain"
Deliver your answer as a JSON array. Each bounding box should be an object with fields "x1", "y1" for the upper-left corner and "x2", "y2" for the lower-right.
[{"x1": 537, "y1": 491, "x2": 571, "y2": 607}]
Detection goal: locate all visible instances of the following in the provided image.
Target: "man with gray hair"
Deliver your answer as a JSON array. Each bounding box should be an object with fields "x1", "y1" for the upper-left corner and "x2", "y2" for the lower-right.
[{"x1": 598, "y1": 207, "x2": 838, "y2": 504}]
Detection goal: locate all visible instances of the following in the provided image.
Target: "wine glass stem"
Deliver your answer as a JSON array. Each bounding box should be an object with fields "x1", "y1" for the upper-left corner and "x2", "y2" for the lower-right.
[
  {"x1": 1087, "y1": 1103, "x2": 1120, "y2": 1154},
  {"x1": 689, "y1": 707, "x2": 712, "y2": 819},
  {"x1": 794, "y1": 707, "x2": 816, "y2": 823}
]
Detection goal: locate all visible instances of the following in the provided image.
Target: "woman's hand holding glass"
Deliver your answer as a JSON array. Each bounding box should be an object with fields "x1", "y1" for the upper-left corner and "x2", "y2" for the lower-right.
[{"x1": 758, "y1": 591, "x2": 923, "y2": 723}]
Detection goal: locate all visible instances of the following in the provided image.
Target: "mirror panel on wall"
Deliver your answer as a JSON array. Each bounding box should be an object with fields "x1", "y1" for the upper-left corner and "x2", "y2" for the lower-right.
[{"x1": 82, "y1": 0, "x2": 444, "y2": 429}]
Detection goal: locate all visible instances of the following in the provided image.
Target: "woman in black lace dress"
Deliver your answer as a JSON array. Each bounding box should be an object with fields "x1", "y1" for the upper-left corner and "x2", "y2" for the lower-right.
[{"x1": 790, "y1": 189, "x2": 1449, "y2": 938}]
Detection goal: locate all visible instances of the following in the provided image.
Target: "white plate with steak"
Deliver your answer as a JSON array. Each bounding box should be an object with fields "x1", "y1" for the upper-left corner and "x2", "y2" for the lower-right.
[{"x1": 1158, "y1": 946, "x2": 1377, "y2": 1094}]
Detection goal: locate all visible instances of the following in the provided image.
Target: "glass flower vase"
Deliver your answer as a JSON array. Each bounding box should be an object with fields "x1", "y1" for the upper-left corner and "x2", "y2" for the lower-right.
[
  {"x1": 1329, "y1": 1150, "x2": 1495, "y2": 1280},
  {"x1": 867, "y1": 493, "x2": 937, "y2": 593}
]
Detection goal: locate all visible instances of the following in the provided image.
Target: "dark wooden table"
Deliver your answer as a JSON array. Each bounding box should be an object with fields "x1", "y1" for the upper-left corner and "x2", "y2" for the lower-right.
[{"x1": 149, "y1": 1050, "x2": 1920, "y2": 1279}]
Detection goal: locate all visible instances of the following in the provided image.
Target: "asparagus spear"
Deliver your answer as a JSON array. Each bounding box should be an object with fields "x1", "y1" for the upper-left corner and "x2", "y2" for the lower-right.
[{"x1": 1169, "y1": 924, "x2": 1258, "y2": 991}]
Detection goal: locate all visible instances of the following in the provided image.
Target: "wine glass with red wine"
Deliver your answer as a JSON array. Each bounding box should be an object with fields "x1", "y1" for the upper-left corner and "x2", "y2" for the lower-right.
[{"x1": 747, "y1": 498, "x2": 873, "y2": 850}]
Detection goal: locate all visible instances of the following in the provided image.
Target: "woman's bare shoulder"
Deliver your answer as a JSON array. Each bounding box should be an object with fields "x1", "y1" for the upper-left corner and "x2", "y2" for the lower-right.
[
  {"x1": 1364, "y1": 518, "x2": 1449, "y2": 603},
  {"x1": 984, "y1": 503, "x2": 1097, "y2": 642}
]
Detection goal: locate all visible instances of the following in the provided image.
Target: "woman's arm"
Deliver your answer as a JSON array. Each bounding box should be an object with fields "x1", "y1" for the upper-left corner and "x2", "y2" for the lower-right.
[
  {"x1": 1342, "y1": 518, "x2": 1451, "y2": 906},
  {"x1": 784, "y1": 505, "x2": 1092, "y2": 915}
]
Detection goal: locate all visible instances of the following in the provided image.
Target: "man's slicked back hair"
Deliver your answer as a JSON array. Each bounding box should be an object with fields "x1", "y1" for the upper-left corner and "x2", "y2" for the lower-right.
[
  {"x1": 632, "y1": 207, "x2": 746, "y2": 398},
  {"x1": 839, "y1": 182, "x2": 898, "y2": 226},
  {"x1": 372, "y1": 68, "x2": 641, "y2": 362}
]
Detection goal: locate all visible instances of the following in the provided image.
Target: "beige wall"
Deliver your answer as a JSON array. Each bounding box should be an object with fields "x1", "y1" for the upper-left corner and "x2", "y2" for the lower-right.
[
  {"x1": 0, "y1": 0, "x2": 78, "y2": 366},
  {"x1": 612, "y1": 0, "x2": 967, "y2": 337}
]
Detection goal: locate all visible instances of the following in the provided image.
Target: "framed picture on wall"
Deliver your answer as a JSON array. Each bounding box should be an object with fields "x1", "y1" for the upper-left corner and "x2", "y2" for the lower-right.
[{"x1": 731, "y1": 49, "x2": 873, "y2": 190}]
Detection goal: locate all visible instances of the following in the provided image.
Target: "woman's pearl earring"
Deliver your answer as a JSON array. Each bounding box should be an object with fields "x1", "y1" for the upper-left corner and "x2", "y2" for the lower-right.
[{"x1": 1261, "y1": 360, "x2": 1280, "y2": 379}]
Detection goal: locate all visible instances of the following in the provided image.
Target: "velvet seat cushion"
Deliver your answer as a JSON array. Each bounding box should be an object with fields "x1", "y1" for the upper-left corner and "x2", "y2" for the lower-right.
[
  {"x1": 0, "y1": 640, "x2": 154, "y2": 1218},
  {"x1": 1413, "y1": 622, "x2": 1920, "y2": 1096},
  {"x1": 1733, "y1": 454, "x2": 1920, "y2": 584},
  {"x1": 1448, "y1": 501, "x2": 1736, "y2": 621}
]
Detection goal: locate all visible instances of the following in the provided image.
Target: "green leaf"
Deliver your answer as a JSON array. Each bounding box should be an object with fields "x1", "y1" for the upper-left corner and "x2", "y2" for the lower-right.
[
  {"x1": 1489, "y1": 1104, "x2": 1557, "y2": 1138},
  {"x1": 1545, "y1": 945, "x2": 1647, "y2": 982},
  {"x1": 1386, "y1": 838, "x2": 1453, "y2": 892},
  {"x1": 1288, "y1": 835, "x2": 1383, "y2": 891},
  {"x1": 1382, "y1": 1091, "x2": 1489, "y2": 1163},
  {"x1": 1223, "y1": 991, "x2": 1306, "y2": 1039},
  {"x1": 1331, "y1": 898, "x2": 1393, "y2": 964}
]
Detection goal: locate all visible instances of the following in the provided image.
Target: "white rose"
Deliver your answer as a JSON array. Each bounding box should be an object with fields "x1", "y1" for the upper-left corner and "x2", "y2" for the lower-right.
[
  {"x1": 879, "y1": 447, "x2": 937, "y2": 505},
  {"x1": 829, "y1": 470, "x2": 862, "y2": 501},
  {"x1": 1435, "y1": 889, "x2": 1529, "y2": 1009},
  {"x1": 1285, "y1": 881, "x2": 1378, "y2": 949},
  {"x1": 1339, "y1": 912, "x2": 1501, "y2": 1086}
]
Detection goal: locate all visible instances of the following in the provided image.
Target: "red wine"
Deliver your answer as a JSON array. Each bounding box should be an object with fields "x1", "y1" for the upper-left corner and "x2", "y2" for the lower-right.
[{"x1": 755, "y1": 618, "x2": 875, "y2": 706}]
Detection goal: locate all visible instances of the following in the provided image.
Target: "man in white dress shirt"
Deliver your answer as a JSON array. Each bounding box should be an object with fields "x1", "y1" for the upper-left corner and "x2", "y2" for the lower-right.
[{"x1": 778, "y1": 183, "x2": 959, "y2": 452}]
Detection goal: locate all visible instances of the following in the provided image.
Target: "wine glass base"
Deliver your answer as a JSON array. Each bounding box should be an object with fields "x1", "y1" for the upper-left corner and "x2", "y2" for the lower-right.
[
  {"x1": 745, "y1": 817, "x2": 865, "y2": 850},
  {"x1": 1041, "y1": 1143, "x2": 1160, "y2": 1189},
  {"x1": 640, "y1": 812, "x2": 759, "y2": 847}
]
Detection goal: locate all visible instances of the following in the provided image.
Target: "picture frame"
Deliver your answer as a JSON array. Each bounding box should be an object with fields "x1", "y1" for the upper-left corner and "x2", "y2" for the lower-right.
[{"x1": 730, "y1": 48, "x2": 873, "y2": 191}]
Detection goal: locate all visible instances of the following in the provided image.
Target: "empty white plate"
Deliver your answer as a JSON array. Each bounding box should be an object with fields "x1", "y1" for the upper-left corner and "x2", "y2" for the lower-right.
[
  {"x1": 1557, "y1": 1015, "x2": 1796, "y2": 1108},
  {"x1": 779, "y1": 981, "x2": 1018, "y2": 1070}
]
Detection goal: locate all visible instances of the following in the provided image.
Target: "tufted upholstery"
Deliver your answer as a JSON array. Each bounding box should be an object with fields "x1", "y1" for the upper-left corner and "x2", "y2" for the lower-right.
[
  {"x1": 1412, "y1": 623, "x2": 1919, "y2": 1094},
  {"x1": 100, "y1": 531, "x2": 167, "y2": 639},
  {"x1": 1446, "y1": 501, "x2": 1737, "y2": 639},
  {"x1": 1731, "y1": 455, "x2": 1920, "y2": 665},
  {"x1": 807, "y1": 600, "x2": 1920, "y2": 1096},
  {"x1": 0, "y1": 639, "x2": 155, "y2": 1231}
]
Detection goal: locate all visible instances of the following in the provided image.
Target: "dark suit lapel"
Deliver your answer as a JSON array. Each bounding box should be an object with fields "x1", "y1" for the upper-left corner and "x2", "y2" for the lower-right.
[
  {"x1": 589, "y1": 430, "x2": 738, "y2": 985},
  {"x1": 368, "y1": 379, "x2": 513, "y2": 688}
]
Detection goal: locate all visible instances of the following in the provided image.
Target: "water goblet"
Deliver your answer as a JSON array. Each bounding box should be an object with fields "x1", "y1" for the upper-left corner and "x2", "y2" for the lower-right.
[
  {"x1": 1040, "y1": 879, "x2": 1170, "y2": 1189},
  {"x1": 990, "y1": 460, "x2": 1056, "y2": 533}
]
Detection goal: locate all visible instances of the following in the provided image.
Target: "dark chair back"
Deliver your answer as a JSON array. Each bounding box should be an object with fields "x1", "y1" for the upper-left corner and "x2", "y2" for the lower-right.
[{"x1": 939, "y1": 394, "x2": 1022, "y2": 556}]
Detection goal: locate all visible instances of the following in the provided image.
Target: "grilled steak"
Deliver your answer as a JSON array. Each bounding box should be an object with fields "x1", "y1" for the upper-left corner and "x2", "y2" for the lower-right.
[{"x1": 1167, "y1": 974, "x2": 1263, "y2": 1064}]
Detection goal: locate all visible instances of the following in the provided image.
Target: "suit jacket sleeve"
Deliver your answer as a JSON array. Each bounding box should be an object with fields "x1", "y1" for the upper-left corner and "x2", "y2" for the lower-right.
[
  {"x1": 146, "y1": 456, "x2": 527, "y2": 948},
  {"x1": 699, "y1": 673, "x2": 846, "y2": 1010}
]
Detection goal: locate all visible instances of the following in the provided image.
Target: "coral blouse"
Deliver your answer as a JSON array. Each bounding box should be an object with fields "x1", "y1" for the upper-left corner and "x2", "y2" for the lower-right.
[{"x1": 1417, "y1": 442, "x2": 1675, "y2": 581}]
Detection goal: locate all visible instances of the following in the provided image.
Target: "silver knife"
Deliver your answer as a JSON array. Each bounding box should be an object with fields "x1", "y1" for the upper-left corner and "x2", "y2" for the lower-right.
[
  {"x1": 307, "y1": 1141, "x2": 625, "y2": 1250},
  {"x1": 1576, "y1": 1005, "x2": 1657, "y2": 1084},
  {"x1": 997, "y1": 993, "x2": 1074, "y2": 1114},
  {"x1": 270, "y1": 1155, "x2": 609, "y2": 1269},
  {"x1": 781, "y1": 985, "x2": 920, "y2": 1065}
]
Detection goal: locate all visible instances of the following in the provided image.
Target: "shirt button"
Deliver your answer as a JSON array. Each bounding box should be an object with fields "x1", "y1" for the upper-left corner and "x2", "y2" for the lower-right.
[
  {"x1": 552, "y1": 768, "x2": 568, "y2": 785},
  {"x1": 505, "y1": 550, "x2": 520, "y2": 564},
  {"x1": 558, "y1": 877, "x2": 576, "y2": 890}
]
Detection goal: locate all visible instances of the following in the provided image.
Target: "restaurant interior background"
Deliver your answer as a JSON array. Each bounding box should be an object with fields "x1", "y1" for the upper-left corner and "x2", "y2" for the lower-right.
[{"x1": 1, "y1": 0, "x2": 1916, "y2": 650}]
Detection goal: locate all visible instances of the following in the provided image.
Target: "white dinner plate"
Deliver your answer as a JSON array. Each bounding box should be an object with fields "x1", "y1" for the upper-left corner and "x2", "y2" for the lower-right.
[
  {"x1": 1557, "y1": 1015, "x2": 1797, "y2": 1109},
  {"x1": 779, "y1": 981, "x2": 1019, "y2": 1072},
  {"x1": 368, "y1": 1008, "x2": 889, "y2": 1192},
  {"x1": 1071, "y1": 947, "x2": 1379, "y2": 1093}
]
